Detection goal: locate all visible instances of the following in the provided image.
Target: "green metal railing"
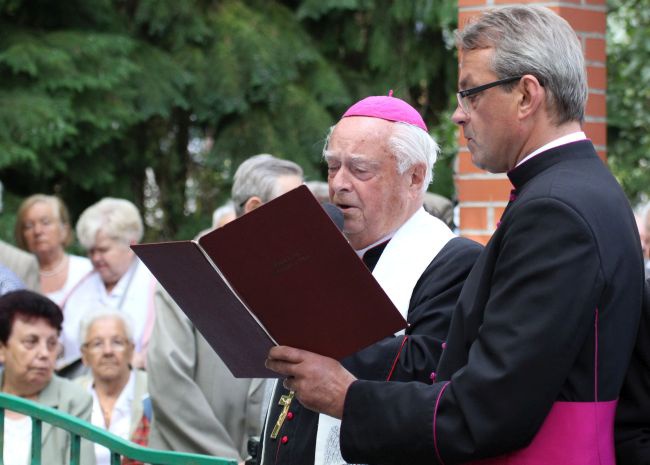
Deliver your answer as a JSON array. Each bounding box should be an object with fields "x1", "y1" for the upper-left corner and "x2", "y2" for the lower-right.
[{"x1": 0, "y1": 392, "x2": 236, "y2": 465}]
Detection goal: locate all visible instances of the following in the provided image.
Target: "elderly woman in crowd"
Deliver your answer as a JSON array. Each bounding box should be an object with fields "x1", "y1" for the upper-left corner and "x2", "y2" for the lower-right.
[
  {"x1": 76, "y1": 308, "x2": 149, "y2": 465},
  {"x1": 14, "y1": 195, "x2": 92, "y2": 304},
  {"x1": 60, "y1": 198, "x2": 155, "y2": 375},
  {"x1": 0, "y1": 290, "x2": 94, "y2": 465}
]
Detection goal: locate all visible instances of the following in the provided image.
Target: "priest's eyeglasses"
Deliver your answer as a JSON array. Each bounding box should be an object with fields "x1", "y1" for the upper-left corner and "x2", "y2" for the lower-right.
[{"x1": 456, "y1": 76, "x2": 523, "y2": 114}]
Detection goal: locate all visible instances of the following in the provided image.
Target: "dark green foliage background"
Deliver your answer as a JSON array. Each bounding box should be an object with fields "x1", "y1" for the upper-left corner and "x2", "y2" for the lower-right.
[
  {"x1": 0, "y1": 0, "x2": 646, "y2": 245},
  {"x1": 0, "y1": 0, "x2": 459, "y2": 242},
  {"x1": 606, "y1": 0, "x2": 650, "y2": 208}
]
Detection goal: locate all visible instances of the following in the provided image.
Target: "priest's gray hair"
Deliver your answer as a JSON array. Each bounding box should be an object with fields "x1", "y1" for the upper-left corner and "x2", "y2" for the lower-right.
[
  {"x1": 78, "y1": 307, "x2": 135, "y2": 345},
  {"x1": 76, "y1": 197, "x2": 143, "y2": 250},
  {"x1": 322, "y1": 122, "x2": 439, "y2": 194},
  {"x1": 231, "y1": 154, "x2": 304, "y2": 217},
  {"x1": 457, "y1": 5, "x2": 587, "y2": 125}
]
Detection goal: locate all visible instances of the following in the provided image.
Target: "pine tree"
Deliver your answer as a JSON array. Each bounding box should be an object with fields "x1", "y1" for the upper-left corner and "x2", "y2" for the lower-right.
[{"x1": 0, "y1": 0, "x2": 458, "y2": 240}]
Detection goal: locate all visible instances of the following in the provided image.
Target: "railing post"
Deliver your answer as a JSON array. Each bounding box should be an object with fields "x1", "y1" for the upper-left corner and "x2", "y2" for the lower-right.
[
  {"x1": 0, "y1": 392, "x2": 236, "y2": 465},
  {"x1": 70, "y1": 433, "x2": 81, "y2": 465},
  {"x1": 0, "y1": 407, "x2": 4, "y2": 465},
  {"x1": 30, "y1": 417, "x2": 42, "y2": 465}
]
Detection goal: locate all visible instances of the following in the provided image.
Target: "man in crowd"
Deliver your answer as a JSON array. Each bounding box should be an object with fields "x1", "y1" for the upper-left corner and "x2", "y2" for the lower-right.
[
  {"x1": 423, "y1": 192, "x2": 455, "y2": 230},
  {"x1": 265, "y1": 6, "x2": 644, "y2": 464},
  {"x1": 0, "y1": 186, "x2": 38, "y2": 290},
  {"x1": 257, "y1": 95, "x2": 482, "y2": 464},
  {"x1": 0, "y1": 239, "x2": 39, "y2": 291},
  {"x1": 0, "y1": 263, "x2": 26, "y2": 295},
  {"x1": 147, "y1": 154, "x2": 303, "y2": 463}
]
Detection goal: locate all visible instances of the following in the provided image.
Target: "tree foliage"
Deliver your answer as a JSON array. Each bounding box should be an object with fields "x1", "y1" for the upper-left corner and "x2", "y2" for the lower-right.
[
  {"x1": 2, "y1": 0, "x2": 647, "y2": 242},
  {"x1": 607, "y1": 0, "x2": 650, "y2": 205},
  {"x1": 0, "y1": 0, "x2": 458, "y2": 241}
]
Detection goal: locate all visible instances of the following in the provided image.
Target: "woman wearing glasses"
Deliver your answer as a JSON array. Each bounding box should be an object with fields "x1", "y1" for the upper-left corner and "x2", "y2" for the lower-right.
[
  {"x1": 76, "y1": 308, "x2": 149, "y2": 465},
  {"x1": 15, "y1": 194, "x2": 92, "y2": 303}
]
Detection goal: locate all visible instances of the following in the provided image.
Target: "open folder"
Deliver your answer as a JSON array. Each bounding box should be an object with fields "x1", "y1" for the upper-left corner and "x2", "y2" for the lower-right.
[{"x1": 132, "y1": 185, "x2": 406, "y2": 377}]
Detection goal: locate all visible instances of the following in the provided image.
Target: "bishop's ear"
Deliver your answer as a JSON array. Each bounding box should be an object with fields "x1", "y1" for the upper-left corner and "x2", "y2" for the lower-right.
[{"x1": 409, "y1": 164, "x2": 427, "y2": 193}]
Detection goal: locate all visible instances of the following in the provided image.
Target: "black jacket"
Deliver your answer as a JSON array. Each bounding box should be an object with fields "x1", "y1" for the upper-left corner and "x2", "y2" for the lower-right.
[{"x1": 341, "y1": 141, "x2": 644, "y2": 465}]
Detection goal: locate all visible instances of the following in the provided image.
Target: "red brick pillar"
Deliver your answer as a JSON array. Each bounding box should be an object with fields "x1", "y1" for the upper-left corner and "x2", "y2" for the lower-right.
[{"x1": 455, "y1": 0, "x2": 607, "y2": 244}]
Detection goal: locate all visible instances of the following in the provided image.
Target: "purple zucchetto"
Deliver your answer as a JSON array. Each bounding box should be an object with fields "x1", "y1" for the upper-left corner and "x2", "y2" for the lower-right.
[{"x1": 341, "y1": 90, "x2": 428, "y2": 132}]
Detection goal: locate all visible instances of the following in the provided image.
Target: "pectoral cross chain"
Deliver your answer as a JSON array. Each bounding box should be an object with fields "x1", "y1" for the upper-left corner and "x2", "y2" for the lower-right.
[{"x1": 270, "y1": 390, "x2": 295, "y2": 439}]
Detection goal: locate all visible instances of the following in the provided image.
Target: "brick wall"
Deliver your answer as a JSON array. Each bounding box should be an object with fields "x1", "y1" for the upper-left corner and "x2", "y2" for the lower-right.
[{"x1": 455, "y1": 0, "x2": 607, "y2": 244}]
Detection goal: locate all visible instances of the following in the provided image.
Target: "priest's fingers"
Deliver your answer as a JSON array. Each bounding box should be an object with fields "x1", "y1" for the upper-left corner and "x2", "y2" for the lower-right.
[
  {"x1": 266, "y1": 350, "x2": 356, "y2": 418},
  {"x1": 266, "y1": 346, "x2": 336, "y2": 379},
  {"x1": 267, "y1": 345, "x2": 309, "y2": 363},
  {"x1": 292, "y1": 360, "x2": 356, "y2": 418},
  {"x1": 265, "y1": 347, "x2": 306, "y2": 378},
  {"x1": 282, "y1": 377, "x2": 295, "y2": 391},
  {"x1": 266, "y1": 357, "x2": 296, "y2": 377}
]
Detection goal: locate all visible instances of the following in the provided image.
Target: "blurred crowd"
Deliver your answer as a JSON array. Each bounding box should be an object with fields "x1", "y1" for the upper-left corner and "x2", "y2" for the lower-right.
[
  {"x1": 0, "y1": 150, "x2": 459, "y2": 465},
  {"x1": 1, "y1": 150, "x2": 647, "y2": 465},
  {"x1": 0, "y1": 6, "x2": 648, "y2": 463},
  {"x1": 1, "y1": 142, "x2": 649, "y2": 465}
]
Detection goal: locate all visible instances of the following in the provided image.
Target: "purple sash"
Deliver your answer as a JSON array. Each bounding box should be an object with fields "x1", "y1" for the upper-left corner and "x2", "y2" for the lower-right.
[{"x1": 467, "y1": 400, "x2": 617, "y2": 465}]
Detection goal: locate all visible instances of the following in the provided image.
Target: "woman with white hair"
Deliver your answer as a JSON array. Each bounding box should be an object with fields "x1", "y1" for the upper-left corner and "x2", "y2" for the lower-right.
[
  {"x1": 59, "y1": 198, "x2": 155, "y2": 375},
  {"x1": 76, "y1": 308, "x2": 149, "y2": 465}
]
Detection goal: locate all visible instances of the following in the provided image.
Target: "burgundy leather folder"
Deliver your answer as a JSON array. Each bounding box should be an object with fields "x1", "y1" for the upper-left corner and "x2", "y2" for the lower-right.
[{"x1": 132, "y1": 185, "x2": 406, "y2": 377}]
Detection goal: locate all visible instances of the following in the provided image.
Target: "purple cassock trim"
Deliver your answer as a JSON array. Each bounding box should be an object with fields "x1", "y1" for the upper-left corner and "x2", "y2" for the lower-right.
[
  {"x1": 466, "y1": 400, "x2": 617, "y2": 465},
  {"x1": 433, "y1": 381, "x2": 451, "y2": 465}
]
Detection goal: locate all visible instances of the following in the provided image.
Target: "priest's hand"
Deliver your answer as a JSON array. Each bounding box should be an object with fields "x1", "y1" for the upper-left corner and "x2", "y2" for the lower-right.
[{"x1": 266, "y1": 345, "x2": 356, "y2": 418}]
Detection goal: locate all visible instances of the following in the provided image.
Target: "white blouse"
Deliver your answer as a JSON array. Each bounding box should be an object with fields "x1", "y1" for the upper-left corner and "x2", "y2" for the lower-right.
[
  {"x1": 88, "y1": 372, "x2": 135, "y2": 465},
  {"x1": 3, "y1": 415, "x2": 32, "y2": 465},
  {"x1": 60, "y1": 259, "x2": 155, "y2": 367},
  {"x1": 46, "y1": 254, "x2": 93, "y2": 305}
]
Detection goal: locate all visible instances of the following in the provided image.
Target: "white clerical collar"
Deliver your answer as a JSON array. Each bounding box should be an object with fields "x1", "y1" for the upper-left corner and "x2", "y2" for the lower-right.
[
  {"x1": 315, "y1": 207, "x2": 455, "y2": 465},
  {"x1": 516, "y1": 131, "x2": 587, "y2": 167}
]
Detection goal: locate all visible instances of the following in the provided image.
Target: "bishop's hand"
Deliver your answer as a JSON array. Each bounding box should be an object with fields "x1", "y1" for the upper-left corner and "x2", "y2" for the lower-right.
[{"x1": 265, "y1": 345, "x2": 356, "y2": 419}]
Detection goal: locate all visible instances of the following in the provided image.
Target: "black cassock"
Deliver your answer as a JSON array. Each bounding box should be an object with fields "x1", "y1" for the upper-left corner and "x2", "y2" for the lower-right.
[
  {"x1": 258, "y1": 235, "x2": 483, "y2": 465},
  {"x1": 340, "y1": 141, "x2": 645, "y2": 465},
  {"x1": 615, "y1": 277, "x2": 650, "y2": 465}
]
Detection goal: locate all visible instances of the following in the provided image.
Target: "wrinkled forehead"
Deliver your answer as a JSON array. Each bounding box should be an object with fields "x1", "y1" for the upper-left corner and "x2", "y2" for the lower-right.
[
  {"x1": 325, "y1": 117, "x2": 394, "y2": 160},
  {"x1": 87, "y1": 315, "x2": 128, "y2": 335},
  {"x1": 458, "y1": 47, "x2": 496, "y2": 89}
]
